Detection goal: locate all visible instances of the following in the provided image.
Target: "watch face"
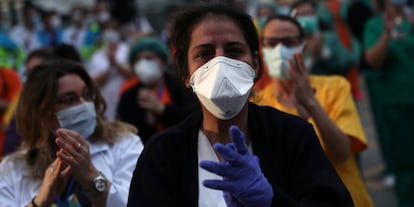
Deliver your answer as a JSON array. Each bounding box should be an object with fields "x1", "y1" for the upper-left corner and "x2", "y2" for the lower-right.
[{"x1": 94, "y1": 177, "x2": 107, "y2": 192}]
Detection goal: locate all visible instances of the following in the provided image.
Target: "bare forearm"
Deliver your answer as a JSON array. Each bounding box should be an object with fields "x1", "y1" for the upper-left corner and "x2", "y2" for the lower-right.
[
  {"x1": 93, "y1": 71, "x2": 110, "y2": 87},
  {"x1": 113, "y1": 63, "x2": 133, "y2": 78},
  {"x1": 305, "y1": 99, "x2": 351, "y2": 163},
  {"x1": 365, "y1": 32, "x2": 390, "y2": 68}
]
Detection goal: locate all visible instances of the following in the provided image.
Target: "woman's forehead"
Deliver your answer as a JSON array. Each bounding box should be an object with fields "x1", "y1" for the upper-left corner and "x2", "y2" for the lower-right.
[
  {"x1": 57, "y1": 74, "x2": 86, "y2": 94},
  {"x1": 189, "y1": 15, "x2": 246, "y2": 47}
]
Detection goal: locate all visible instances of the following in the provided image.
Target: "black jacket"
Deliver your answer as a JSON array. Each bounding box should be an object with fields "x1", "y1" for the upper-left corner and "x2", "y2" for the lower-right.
[
  {"x1": 127, "y1": 103, "x2": 354, "y2": 207},
  {"x1": 117, "y1": 71, "x2": 198, "y2": 144}
]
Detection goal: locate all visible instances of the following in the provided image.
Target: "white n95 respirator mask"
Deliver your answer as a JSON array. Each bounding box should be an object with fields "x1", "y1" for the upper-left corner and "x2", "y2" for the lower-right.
[
  {"x1": 134, "y1": 59, "x2": 162, "y2": 85},
  {"x1": 56, "y1": 102, "x2": 97, "y2": 139},
  {"x1": 190, "y1": 56, "x2": 256, "y2": 120},
  {"x1": 262, "y1": 44, "x2": 303, "y2": 80}
]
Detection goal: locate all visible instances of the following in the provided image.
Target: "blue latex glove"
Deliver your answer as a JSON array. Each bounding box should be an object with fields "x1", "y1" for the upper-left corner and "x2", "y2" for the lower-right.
[{"x1": 199, "y1": 125, "x2": 273, "y2": 207}]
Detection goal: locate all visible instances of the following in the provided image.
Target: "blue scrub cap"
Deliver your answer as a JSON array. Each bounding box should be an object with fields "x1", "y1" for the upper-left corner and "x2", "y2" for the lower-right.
[{"x1": 128, "y1": 37, "x2": 170, "y2": 66}]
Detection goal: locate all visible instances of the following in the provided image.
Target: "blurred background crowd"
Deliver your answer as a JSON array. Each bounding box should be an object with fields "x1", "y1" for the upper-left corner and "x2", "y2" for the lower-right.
[{"x1": 0, "y1": 0, "x2": 413, "y2": 206}]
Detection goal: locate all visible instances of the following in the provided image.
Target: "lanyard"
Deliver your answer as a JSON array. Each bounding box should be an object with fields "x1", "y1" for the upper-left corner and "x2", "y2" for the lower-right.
[
  {"x1": 55, "y1": 176, "x2": 75, "y2": 207},
  {"x1": 156, "y1": 83, "x2": 164, "y2": 100}
]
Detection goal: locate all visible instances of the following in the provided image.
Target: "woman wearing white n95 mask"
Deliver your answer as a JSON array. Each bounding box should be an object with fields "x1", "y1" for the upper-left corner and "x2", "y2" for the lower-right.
[
  {"x1": 117, "y1": 37, "x2": 198, "y2": 144},
  {"x1": 0, "y1": 60, "x2": 144, "y2": 207},
  {"x1": 127, "y1": 3, "x2": 353, "y2": 207}
]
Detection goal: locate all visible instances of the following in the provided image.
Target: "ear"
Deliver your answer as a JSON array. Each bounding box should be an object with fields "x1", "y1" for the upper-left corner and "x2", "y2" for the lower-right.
[{"x1": 184, "y1": 76, "x2": 191, "y2": 88}]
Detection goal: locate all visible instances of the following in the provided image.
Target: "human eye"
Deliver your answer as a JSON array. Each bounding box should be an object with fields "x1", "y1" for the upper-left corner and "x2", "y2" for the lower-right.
[
  {"x1": 82, "y1": 89, "x2": 95, "y2": 101},
  {"x1": 195, "y1": 49, "x2": 213, "y2": 62},
  {"x1": 57, "y1": 95, "x2": 79, "y2": 106},
  {"x1": 284, "y1": 37, "x2": 301, "y2": 47},
  {"x1": 225, "y1": 42, "x2": 248, "y2": 58},
  {"x1": 227, "y1": 47, "x2": 245, "y2": 58},
  {"x1": 262, "y1": 38, "x2": 279, "y2": 48}
]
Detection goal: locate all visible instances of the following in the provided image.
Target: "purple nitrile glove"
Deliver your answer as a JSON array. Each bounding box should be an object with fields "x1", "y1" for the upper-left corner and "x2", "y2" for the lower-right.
[{"x1": 199, "y1": 125, "x2": 273, "y2": 207}]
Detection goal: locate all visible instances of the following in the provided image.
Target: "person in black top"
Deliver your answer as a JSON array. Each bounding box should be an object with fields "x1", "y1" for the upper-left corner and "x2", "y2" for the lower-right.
[
  {"x1": 117, "y1": 37, "x2": 197, "y2": 144},
  {"x1": 127, "y1": 2, "x2": 353, "y2": 206}
]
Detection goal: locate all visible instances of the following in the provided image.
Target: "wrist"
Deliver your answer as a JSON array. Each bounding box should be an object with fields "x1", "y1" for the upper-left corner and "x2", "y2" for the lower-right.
[
  {"x1": 32, "y1": 196, "x2": 49, "y2": 207},
  {"x1": 82, "y1": 171, "x2": 109, "y2": 197},
  {"x1": 303, "y1": 97, "x2": 319, "y2": 112},
  {"x1": 383, "y1": 30, "x2": 391, "y2": 41}
]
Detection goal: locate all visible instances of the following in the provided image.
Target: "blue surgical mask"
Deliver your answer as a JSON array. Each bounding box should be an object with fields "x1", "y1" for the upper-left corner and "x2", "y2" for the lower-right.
[
  {"x1": 278, "y1": 6, "x2": 291, "y2": 15},
  {"x1": 262, "y1": 44, "x2": 304, "y2": 80},
  {"x1": 391, "y1": 0, "x2": 407, "y2": 6},
  {"x1": 258, "y1": 16, "x2": 268, "y2": 30},
  {"x1": 56, "y1": 102, "x2": 97, "y2": 139}
]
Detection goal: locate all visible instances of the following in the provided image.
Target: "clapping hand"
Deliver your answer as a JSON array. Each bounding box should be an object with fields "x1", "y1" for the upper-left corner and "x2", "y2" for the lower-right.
[
  {"x1": 199, "y1": 125, "x2": 273, "y2": 207},
  {"x1": 35, "y1": 159, "x2": 71, "y2": 206},
  {"x1": 289, "y1": 53, "x2": 317, "y2": 120}
]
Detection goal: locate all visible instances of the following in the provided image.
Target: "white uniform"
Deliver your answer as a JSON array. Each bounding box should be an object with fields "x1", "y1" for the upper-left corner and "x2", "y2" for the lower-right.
[
  {"x1": 0, "y1": 133, "x2": 143, "y2": 207},
  {"x1": 88, "y1": 43, "x2": 130, "y2": 121},
  {"x1": 62, "y1": 25, "x2": 87, "y2": 52},
  {"x1": 9, "y1": 25, "x2": 40, "y2": 52}
]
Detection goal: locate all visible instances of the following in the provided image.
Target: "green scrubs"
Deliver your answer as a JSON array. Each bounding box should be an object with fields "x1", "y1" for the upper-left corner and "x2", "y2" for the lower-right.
[
  {"x1": 310, "y1": 31, "x2": 360, "y2": 76},
  {"x1": 364, "y1": 14, "x2": 414, "y2": 207}
]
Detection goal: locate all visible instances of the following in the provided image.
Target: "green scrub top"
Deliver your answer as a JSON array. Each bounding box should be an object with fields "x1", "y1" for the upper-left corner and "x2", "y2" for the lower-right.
[
  {"x1": 363, "y1": 14, "x2": 414, "y2": 104},
  {"x1": 311, "y1": 31, "x2": 360, "y2": 76}
]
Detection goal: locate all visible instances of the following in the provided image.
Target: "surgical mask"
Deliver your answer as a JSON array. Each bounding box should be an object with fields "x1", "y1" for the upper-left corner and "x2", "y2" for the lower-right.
[
  {"x1": 98, "y1": 11, "x2": 110, "y2": 23},
  {"x1": 297, "y1": 16, "x2": 319, "y2": 35},
  {"x1": 86, "y1": 14, "x2": 96, "y2": 26},
  {"x1": 102, "y1": 29, "x2": 119, "y2": 44},
  {"x1": 134, "y1": 59, "x2": 162, "y2": 85},
  {"x1": 258, "y1": 16, "x2": 268, "y2": 29},
  {"x1": 262, "y1": 44, "x2": 303, "y2": 80},
  {"x1": 190, "y1": 56, "x2": 256, "y2": 120},
  {"x1": 51, "y1": 16, "x2": 61, "y2": 28},
  {"x1": 72, "y1": 11, "x2": 82, "y2": 22},
  {"x1": 277, "y1": 6, "x2": 291, "y2": 15},
  {"x1": 391, "y1": 0, "x2": 407, "y2": 6},
  {"x1": 56, "y1": 102, "x2": 97, "y2": 139}
]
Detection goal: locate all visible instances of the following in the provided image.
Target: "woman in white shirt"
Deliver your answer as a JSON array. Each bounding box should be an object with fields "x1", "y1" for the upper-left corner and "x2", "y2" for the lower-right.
[{"x1": 0, "y1": 60, "x2": 143, "y2": 207}]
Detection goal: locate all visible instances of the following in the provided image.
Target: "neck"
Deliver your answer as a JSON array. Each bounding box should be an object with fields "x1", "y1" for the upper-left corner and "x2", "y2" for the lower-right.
[
  {"x1": 201, "y1": 104, "x2": 249, "y2": 145},
  {"x1": 272, "y1": 79, "x2": 294, "y2": 98},
  {"x1": 146, "y1": 79, "x2": 164, "y2": 91}
]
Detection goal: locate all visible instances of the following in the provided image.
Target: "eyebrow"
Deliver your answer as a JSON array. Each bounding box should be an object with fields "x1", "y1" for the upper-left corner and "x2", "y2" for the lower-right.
[
  {"x1": 225, "y1": 41, "x2": 246, "y2": 47},
  {"x1": 191, "y1": 41, "x2": 247, "y2": 51},
  {"x1": 58, "y1": 87, "x2": 88, "y2": 97},
  {"x1": 191, "y1": 44, "x2": 214, "y2": 52}
]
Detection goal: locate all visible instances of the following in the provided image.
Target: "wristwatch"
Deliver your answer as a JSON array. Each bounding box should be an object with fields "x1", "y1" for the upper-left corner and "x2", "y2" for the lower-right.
[{"x1": 93, "y1": 173, "x2": 107, "y2": 192}]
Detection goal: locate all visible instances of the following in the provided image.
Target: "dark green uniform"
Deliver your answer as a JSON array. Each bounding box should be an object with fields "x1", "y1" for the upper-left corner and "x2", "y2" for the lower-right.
[{"x1": 364, "y1": 13, "x2": 414, "y2": 207}]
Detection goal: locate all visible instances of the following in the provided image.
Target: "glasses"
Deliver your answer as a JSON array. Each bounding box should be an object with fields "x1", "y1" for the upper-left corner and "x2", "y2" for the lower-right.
[
  {"x1": 56, "y1": 90, "x2": 95, "y2": 107},
  {"x1": 262, "y1": 37, "x2": 303, "y2": 48}
]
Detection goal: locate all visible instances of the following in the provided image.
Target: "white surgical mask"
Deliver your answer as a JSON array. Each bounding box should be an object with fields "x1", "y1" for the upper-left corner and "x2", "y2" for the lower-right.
[
  {"x1": 262, "y1": 44, "x2": 303, "y2": 80},
  {"x1": 51, "y1": 16, "x2": 61, "y2": 28},
  {"x1": 56, "y1": 102, "x2": 97, "y2": 139},
  {"x1": 190, "y1": 56, "x2": 256, "y2": 120},
  {"x1": 102, "y1": 29, "x2": 120, "y2": 44},
  {"x1": 98, "y1": 11, "x2": 110, "y2": 23},
  {"x1": 134, "y1": 59, "x2": 162, "y2": 85}
]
